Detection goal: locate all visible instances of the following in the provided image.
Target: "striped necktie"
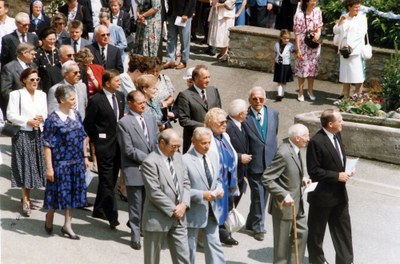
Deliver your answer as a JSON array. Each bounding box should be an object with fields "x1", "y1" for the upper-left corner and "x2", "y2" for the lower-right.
[{"x1": 168, "y1": 157, "x2": 181, "y2": 202}]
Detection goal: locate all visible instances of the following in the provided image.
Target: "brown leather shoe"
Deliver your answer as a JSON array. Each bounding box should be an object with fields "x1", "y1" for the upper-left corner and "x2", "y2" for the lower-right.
[
  {"x1": 163, "y1": 61, "x2": 177, "y2": 69},
  {"x1": 175, "y1": 62, "x2": 186, "y2": 70}
]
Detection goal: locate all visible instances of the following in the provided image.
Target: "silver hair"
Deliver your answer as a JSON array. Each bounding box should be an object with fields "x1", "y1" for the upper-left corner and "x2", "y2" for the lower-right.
[
  {"x1": 228, "y1": 99, "x2": 248, "y2": 116},
  {"x1": 248, "y1": 86, "x2": 266, "y2": 99},
  {"x1": 288, "y1": 123, "x2": 309, "y2": 138},
  {"x1": 192, "y1": 127, "x2": 212, "y2": 141},
  {"x1": 158, "y1": 128, "x2": 181, "y2": 144},
  {"x1": 94, "y1": 24, "x2": 108, "y2": 35},
  {"x1": 61, "y1": 60, "x2": 79, "y2": 75},
  {"x1": 15, "y1": 12, "x2": 29, "y2": 23},
  {"x1": 16, "y1": 42, "x2": 35, "y2": 54},
  {"x1": 59, "y1": 44, "x2": 74, "y2": 56},
  {"x1": 204, "y1": 107, "x2": 227, "y2": 128}
]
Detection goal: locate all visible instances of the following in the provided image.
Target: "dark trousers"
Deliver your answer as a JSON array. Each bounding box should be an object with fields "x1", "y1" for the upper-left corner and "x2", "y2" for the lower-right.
[
  {"x1": 275, "y1": 0, "x2": 298, "y2": 31},
  {"x1": 307, "y1": 202, "x2": 354, "y2": 264},
  {"x1": 246, "y1": 173, "x2": 269, "y2": 233},
  {"x1": 93, "y1": 146, "x2": 121, "y2": 222}
]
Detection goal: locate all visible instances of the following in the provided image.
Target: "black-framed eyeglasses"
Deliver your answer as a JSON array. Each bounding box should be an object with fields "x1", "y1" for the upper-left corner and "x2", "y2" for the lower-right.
[{"x1": 18, "y1": 22, "x2": 30, "y2": 27}]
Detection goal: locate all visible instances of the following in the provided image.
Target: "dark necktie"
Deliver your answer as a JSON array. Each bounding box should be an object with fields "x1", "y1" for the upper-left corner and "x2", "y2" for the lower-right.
[
  {"x1": 298, "y1": 151, "x2": 303, "y2": 170},
  {"x1": 203, "y1": 155, "x2": 213, "y2": 187},
  {"x1": 73, "y1": 41, "x2": 78, "y2": 53},
  {"x1": 112, "y1": 93, "x2": 118, "y2": 119},
  {"x1": 101, "y1": 47, "x2": 106, "y2": 66},
  {"x1": 21, "y1": 33, "x2": 26, "y2": 43},
  {"x1": 201, "y1": 90, "x2": 207, "y2": 104},
  {"x1": 333, "y1": 135, "x2": 343, "y2": 164},
  {"x1": 140, "y1": 116, "x2": 149, "y2": 142},
  {"x1": 168, "y1": 157, "x2": 181, "y2": 202}
]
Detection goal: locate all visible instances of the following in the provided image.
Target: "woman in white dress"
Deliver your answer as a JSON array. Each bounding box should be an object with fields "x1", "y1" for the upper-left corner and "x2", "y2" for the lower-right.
[
  {"x1": 333, "y1": 0, "x2": 367, "y2": 98},
  {"x1": 208, "y1": 0, "x2": 236, "y2": 61}
]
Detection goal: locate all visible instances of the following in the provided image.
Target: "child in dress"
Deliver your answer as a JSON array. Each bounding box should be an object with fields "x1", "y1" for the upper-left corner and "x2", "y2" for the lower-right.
[{"x1": 273, "y1": 29, "x2": 296, "y2": 101}]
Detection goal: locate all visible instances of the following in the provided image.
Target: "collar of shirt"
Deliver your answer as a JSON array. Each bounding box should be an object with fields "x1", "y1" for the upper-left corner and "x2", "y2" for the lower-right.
[
  {"x1": 158, "y1": 147, "x2": 172, "y2": 167},
  {"x1": 193, "y1": 84, "x2": 205, "y2": 98},
  {"x1": 250, "y1": 106, "x2": 264, "y2": 119},
  {"x1": 288, "y1": 138, "x2": 300, "y2": 155},
  {"x1": 16, "y1": 30, "x2": 25, "y2": 39},
  {"x1": 31, "y1": 13, "x2": 43, "y2": 22},
  {"x1": 322, "y1": 128, "x2": 337, "y2": 146},
  {"x1": 56, "y1": 108, "x2": 76, "y2": 121},
  {"x1": 131, "y1": 110, "x2": 144, "y2": 123},
  {"x1": 229, "y1": 116, "x2": 242, "y2": 130},
  {"x1": 98, "y1": 43, "x2": 107, "y2": 56},
  {"x1": 17, "y1": 57, "x2": 28, "y2": 69}
]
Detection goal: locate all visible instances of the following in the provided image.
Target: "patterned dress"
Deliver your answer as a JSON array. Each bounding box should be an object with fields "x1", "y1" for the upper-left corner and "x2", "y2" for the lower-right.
[
  {"x1": 43, "y1": 111, "x2": 87, "y2": 209},
  {"x1": 293, "y1": 7, "x2": 323, "y2": 78},
  {"x1": 135, "y1": 0, "x2": 162, "y2": 56}
]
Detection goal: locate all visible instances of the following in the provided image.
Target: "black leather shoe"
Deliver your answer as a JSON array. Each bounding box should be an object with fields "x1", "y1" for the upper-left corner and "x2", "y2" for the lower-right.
[
  {"x1": 130, "y1": 241, "x2": 141, "y2": 250},
  {"x1": 109, "y1": 219, "x2": 120, "y2": 229},
  {"x1": 44, "y1": 223, "x2": 53, "y2": 235},
  {"x1": 254, "y1": 232, "x2": 264, "y2": 241},
  {"x1": 61, "y1": 227, "x2": 80, "y2": 240},
  {"x1": 222, "y1": 236, "x2": 239, "y2": 246}
]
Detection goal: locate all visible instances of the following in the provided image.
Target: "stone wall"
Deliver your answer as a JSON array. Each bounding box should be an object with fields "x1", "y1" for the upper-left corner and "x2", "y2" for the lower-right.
[{"x1": 228, "y1": 26, "x2": 395, "y2": 83}]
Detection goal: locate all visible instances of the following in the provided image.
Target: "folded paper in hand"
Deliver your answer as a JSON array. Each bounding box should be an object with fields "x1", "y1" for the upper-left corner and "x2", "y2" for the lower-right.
[
  {"x1": 174, "y1": 16, "x2": 187, "y2": 27},
  {"x1": 304, "y1": 182, "x2": 318, "y2": 194}
]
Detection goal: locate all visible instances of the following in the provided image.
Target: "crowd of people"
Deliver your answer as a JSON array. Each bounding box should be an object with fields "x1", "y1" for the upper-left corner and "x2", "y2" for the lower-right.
[{"x1": 0, "y1": 0, "x2": 367, "y2": 263}]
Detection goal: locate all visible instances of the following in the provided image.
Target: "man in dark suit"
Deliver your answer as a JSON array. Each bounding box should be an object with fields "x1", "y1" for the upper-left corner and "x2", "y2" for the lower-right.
[
  {"x1": 183, "y1": 127, "x2": 225, "y2": 264},
  {"x1": 141, "y1": 129, "x2": 191, "y2": 264},
  {"x1": 226, "y1": 99, "x2": 252, "y2": 207},
  {"x1": 0, "y1": 42, "x2": 36, "y2": 115},
  {"x1": 117, "y1": 90, "x2": 158, "y2": 250},
  {"x1": 306, "y1": 109, "x2": 354, "y2": 264},
  {"x1": 58, "y1": 0, "x2": 93, "y2": 39},
  {"x1": 84, "y1": 69, "x2": 125, "y2": 229},
  {"x1": 243, "y1": 86, "x2": 279, "y2": 241},
  {"x1": 61, "y1": 20, "x2": 90, "y2": 53},
  {"x1": 1, "y1": 12, "x2": 39, "y2": 68},
  {"x1": 177, "y1": 64, "x2": 222, "y2": 153},
  {"x1": 86, "y1": 25, "x2": 123, "y2": 73},
  {"x1": 262, "y1": 123, "x2": 311, "y2": 264}
]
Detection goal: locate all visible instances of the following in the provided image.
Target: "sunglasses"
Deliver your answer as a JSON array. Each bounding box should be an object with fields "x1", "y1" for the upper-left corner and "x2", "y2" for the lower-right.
[
  {"x1": 66, "y1": 54, "x2": 75, "y2": 58},
  {"x1": 18, "y1": 22, "x2": 30, "y2": 27},
  {"x1": 29, "y1": 78, "x2": 41, "y2": 82},
  {"x1": 100, "y1": 33, "x2": 110, "y2": 37},
  {"x1": 70, "y1": 71, "x2": 80, "y2": 76}
]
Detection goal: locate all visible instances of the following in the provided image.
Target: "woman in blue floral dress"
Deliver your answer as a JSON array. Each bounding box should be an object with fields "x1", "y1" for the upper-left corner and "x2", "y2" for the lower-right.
[{"x1": 43, "y1": 85, "x2": 89, "y2": 240}]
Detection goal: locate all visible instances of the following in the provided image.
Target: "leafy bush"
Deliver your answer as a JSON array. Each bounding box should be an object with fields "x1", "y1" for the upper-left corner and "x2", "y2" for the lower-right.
[
  {"x1": 320, "y1": 0, "x2": 400, "y2": 49},
  {"x1": 381, "y1": 46, "x2": 400, "y2": 111}
]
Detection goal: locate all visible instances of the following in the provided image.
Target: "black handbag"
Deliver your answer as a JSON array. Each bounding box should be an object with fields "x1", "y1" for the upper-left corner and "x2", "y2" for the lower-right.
[
  {"x1": 339, "y1": 46, "x2": 352, "y2": 59},
  {"x1": 303, "y1": 11, "x2": 320, "y2": 49},
  {"x1": 1, "y1": 91, "x2": 21, "y2": 138}
]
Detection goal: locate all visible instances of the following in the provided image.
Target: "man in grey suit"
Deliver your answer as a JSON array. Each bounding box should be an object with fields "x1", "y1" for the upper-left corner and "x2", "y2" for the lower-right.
[
  {"x1": 177, "y1": 64, "x2": 222, "y2": 153},
  {"x1": 243, "y1": 86, "x2": 279, "y2": 241},
  {"x1": 141, "y1": 129, "x2": 191, "y2": 264},
  {"x1": 47, "y1": 61, "x2": 88, "y2": 119},
  {"x1": 117, "y1": 90, "x2": 159, "y2": 250},
  {"x1": 183, "y1": 127, "x2": 225, "y2": 264},
  {"x1": 61, "y1": 20, "x2": 90, "y2": 54},
  {"x1": 262, "y1": 123, "x2": 312, "y2": 264},
  {"x1": 0, "y1": 42, "x2": 36, "y2": 115}
]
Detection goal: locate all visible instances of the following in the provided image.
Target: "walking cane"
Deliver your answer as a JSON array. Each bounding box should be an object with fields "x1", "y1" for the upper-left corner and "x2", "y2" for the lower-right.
[{"x1": 292, "y1": 204, "x2": 299, "y2": 264}]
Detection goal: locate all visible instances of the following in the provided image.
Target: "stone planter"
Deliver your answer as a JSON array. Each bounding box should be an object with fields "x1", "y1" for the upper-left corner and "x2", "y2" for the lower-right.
[{"x1": 295, "y1": 111, "x2": 400, "y2": 165}]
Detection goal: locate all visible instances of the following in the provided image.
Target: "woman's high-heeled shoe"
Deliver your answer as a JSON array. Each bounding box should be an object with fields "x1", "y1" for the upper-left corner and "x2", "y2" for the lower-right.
[
  {"x1": 118, "y1": 189, "x2": 128, "y2": 202},
  {"x1": 61, "y1": 227, "x2": 80, "y2": 240},
  {"x1": 44, "y1": 213, "x2": 53, "y2": 235}
]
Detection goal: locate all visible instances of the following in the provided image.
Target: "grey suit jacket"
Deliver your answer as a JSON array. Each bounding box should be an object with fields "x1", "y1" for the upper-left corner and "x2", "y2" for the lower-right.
[
  {"x1": 47, "y1": 80, "x2": 88, "y2": 119},
  {"x1": 262, "y1": 138, "x2": 305, "y2": 220},
  {"x1": 177, "y1": 86, "x2": 221, "y2": 152},
  {"x1": 183, "y1": 148, "x2": 222, "y2": 228},
  {"x1": 61, "y1": 37, "x2": 90, "y2": 50},
  {"x1": 117, "y1": 111, "x2": 158, "y2": 186},
  {"x1": 141, "y1": 149, "x2": 191, "y2": 232},
  {"x1": 243, "y1": 105, "x2": 279, "y2": 175}
]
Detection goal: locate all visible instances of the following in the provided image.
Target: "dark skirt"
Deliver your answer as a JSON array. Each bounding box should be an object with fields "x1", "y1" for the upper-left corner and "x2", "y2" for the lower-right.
[
  {"x1": 11, "y1": 130, "x2": 45, "y2": 188},
  {"x1": 273, "y1": 63, "x2": 294, "y2": 83}
]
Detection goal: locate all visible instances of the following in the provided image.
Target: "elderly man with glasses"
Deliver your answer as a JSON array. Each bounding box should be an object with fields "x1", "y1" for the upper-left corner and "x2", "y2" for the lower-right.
[
  {"x1": 242, "y1": 86, "x2": 279, "y2": 242},
  {"x1": 1, "y1": 12, "x2": 39, "y2": 68},
  {"x1": 47, "y1": 60, "x2": 88, "y2": 119}
]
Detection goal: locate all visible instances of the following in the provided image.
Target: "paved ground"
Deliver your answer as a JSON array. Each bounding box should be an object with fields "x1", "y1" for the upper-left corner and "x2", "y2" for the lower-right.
[{"x1": 1, "y1": 45, "x2": 400, "y2": 264}]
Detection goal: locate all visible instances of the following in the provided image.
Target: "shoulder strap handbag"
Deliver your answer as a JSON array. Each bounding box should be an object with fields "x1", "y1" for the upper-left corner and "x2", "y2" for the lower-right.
[
  {"x1": 303, "y1": 11, "x2": 320, "y2": 49},
  {"x1": 361, "y1": 33, "x2": 372, "y2": 60},
  {"x1": 1, "y1": 91, "x2": 21, "y2": 137}
]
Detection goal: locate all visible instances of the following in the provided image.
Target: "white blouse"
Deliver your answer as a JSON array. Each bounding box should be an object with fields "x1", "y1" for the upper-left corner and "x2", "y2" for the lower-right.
[{"x1": 6, "y1": 88, "x2": 48, "y2": 131}]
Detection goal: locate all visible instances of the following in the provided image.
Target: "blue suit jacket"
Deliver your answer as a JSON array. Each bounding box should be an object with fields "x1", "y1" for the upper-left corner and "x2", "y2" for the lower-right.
[{"x1": 243, "y1": 105, "x2": 279, "y2": 175}]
